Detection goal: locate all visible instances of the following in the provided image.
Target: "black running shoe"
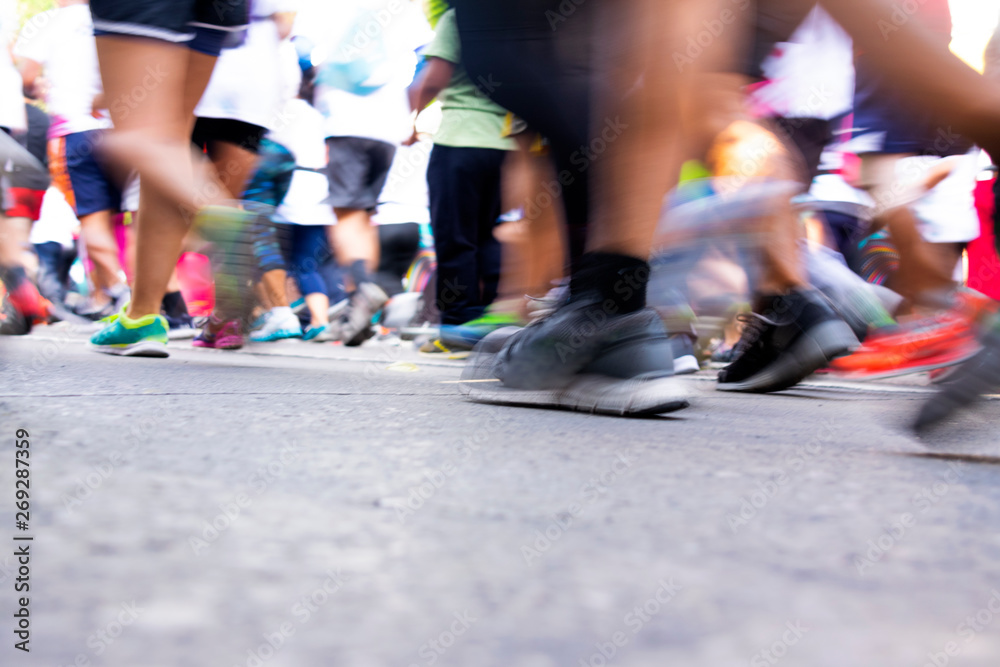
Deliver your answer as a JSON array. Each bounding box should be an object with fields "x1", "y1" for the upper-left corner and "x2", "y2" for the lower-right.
[
  {"x1": 460, "y1": 298, "x2": 689, "y2": 417},
  {"x1": 165, "y1": 312, "x2": 198, "y2": 340},
  {"x1": 339, "y1": 282, "x2": 389, "y2": 347},
  {"x1": 914, "y1": 325, "x2": 1000, "y2": 433},
  {"x1": 717, "y1": 289, "x2": 859, "y2": 393}
]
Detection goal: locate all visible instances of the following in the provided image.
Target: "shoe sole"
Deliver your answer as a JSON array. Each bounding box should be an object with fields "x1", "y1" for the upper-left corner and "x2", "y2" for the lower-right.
[
  {"x1": 250, "y1": 329, "x2": 303, "y2": 343},
  {"x1": 90, "y1": 341, "x2": 169, "y2": 358},
  {"x1": 192, "y1": 333, "x2": 245, "y2": 350},
  {"x1": 193, "y1": 339, "x2": 244, "y2": 350},
  {"x1": 460, "y1": 373, "x2": 690, "y2": 417},
  {"x1": 717, "y1": 319, "x2": 859, "y2": 393},
  {"x1": 830, "y1": 342, "x2": 982, "y2": 382},
  {"x1": 460, "y1": 332, "x2": 689, "y2": 417}
]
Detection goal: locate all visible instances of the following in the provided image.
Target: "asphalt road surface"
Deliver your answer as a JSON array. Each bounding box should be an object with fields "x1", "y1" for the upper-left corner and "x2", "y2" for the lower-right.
[{"x1": 1, "y1": 329, "x2": 998, "y2": 667}]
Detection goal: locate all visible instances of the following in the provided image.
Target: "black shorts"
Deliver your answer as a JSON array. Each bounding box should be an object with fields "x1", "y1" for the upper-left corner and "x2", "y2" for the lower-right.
[
  {"x1": 323, "y1": 137, "x2": 396, "y2": 211},
  {"x1": 90, "y1": 0, "x2": 249, "y2": 56},
  {"x1": 192, "y1": 117, "x2": 267, "y2": 155},
  {"x1": 451, "y1": 0, "x2": 592, "y2": 266}
]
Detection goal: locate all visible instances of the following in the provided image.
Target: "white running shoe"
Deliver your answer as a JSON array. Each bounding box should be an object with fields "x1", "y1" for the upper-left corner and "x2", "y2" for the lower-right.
[{"x1": 250, "y1": 307, "x2": 303, "y2": 342}]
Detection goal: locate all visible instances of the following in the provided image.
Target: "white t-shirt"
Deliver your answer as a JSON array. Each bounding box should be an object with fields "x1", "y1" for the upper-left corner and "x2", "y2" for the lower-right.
[
  {"x1": 30, "y1": 187, "x2": 78, "y2": 247},
  {"x1": 750, "y1": 6, "x2": 854, "y2": 121},
  {"x1": 195, "y1": 0, "x2": 297, "y2": 130},
  {"x1": 297, "y1": 0, "x2": 432, "y2": 144},
  {"x1": 272, "y1": 99, "x2": 335, "y2": 226},
  {"x1": 0, "y1": 0, "x2": 26, "y2": 131},
  {"x1": 906, "y1": 151, "x2": 981, "y2": 244},
  {"x1": 373, "y1": 140, "x2": 430, "y2": 226},
  {"x1": 14, "y1": 4, "x2": 108, "y2": 137}
]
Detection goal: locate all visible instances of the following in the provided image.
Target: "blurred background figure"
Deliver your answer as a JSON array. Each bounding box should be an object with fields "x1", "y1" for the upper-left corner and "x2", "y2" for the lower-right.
[
  {"x1": 408, "y1": 6, "x2": 517, "y2": 357},
  {"x1": 191, "y1": 0, "x2": 299, "y2": 349},
  {"x1": 268, "y1": 45, "x2": 343, "y2": 343},
  {"x1": 296, "y1": 0, "x2": 433, "y2": 346},
  {"x1": 84, "y1": 0, "x2": 254, "y2": 357},
  {"x1": 4, "y1": 0, "x2": 999, "y2": 432},
  {"x1": 15, "y1": 0, "x2": 130, "y2": 320},
  {"x1": 1, "y1": 0, "x2": 51, "y2": 333},
  {"x1": 450, "y1": 0, "x2": 1000, "y2": 421}
]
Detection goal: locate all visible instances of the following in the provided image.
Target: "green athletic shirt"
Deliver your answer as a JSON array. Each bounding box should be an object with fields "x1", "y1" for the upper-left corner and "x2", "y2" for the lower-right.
[{"x1": 422, "y1": 9, "x2": 515, "y2": 151}]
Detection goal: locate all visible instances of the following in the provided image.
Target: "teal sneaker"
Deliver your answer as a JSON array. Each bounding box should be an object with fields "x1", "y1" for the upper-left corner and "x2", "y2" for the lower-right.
[
  {"x1": 302, "y1": 323, "x2": 335, "y2": 342},
  {"x1": 249, "y1": 307, "x2": 302, "y2": 342},
  {"x1": 89, "y1": 308, "x2": 169, "y2": 357}
]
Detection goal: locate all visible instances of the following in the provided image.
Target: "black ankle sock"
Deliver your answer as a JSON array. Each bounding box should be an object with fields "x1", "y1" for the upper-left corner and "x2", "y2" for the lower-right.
[
  {"x1": 0, "y1": 264, "x2": 27, "y2": 291},
  {"x1": 569, "y1": 252, "x2": 650, "y2": 314},
  {"x1": 349, "y1": 260, "x2": 370, "y2": 289},
  {"x1": 161, "y1": 291, "x2": 190, "y2": 319}
]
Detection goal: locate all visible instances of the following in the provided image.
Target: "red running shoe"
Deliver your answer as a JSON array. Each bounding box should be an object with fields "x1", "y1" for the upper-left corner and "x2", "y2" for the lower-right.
[
  {"x1": 829, "y1": 311, "x2": 978, "y2": 380},
  {"x1": 6, "y1": 280, "x2": 49, "y2": 319}
]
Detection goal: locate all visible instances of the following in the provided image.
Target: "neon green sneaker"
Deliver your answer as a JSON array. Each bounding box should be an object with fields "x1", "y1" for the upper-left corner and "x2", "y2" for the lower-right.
[
  {"x1": 439, "y1": 310, "x2": 525, "y2": 349},
  {"x1": 89, "y1": 308, "x2": 169, "y2": 357}
]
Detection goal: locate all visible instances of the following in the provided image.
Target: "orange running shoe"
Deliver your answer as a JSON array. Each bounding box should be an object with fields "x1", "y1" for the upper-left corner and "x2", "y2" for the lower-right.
[
  {"x1": 954, "y1": 288, "x2": 999, "y2": 327},
  {"x1": 829, "y1": 311, "x2": 978, "y2": 380}
]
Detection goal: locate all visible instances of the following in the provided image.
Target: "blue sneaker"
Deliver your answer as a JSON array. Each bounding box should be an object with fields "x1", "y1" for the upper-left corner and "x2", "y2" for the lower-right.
[{"x1": 89, "y1": 308, "x2": 169, "y2": 357}]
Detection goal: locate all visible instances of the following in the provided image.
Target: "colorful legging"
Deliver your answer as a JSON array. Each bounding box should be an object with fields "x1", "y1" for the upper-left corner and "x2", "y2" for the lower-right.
[{"x1": 243, "y1": 138, "x2": 295, "y2": 276}]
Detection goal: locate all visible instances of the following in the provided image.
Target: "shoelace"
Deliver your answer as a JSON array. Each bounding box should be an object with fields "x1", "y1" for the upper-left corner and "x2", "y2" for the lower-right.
[
  {"x1": 733, "y1": 312, "x2": 781, "y2": 357},
  {"x1": 98, "y1": 300, "x2": 131, "y2": 325}
]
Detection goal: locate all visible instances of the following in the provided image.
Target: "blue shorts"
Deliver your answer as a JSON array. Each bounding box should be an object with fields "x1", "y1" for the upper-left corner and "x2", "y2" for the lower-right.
[
  {"x1": 49, "y1": 131, "x2": 122, "y2": 217},
  {"x1": 853, "y1": 54, "x2": 973, "y2": 157},
  {"x1": 90, "y1": 0, "x2": 249, "y2": 57}
]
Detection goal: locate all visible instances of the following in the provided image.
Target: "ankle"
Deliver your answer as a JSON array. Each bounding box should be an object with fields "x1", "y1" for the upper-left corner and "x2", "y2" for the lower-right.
[
  {"x1": 569, "y1": 252, "x2": 650, "y2": 314},
  {"x1": 161, "y1": 290, "x2": 190, "y2": 319}
]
